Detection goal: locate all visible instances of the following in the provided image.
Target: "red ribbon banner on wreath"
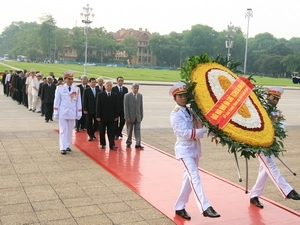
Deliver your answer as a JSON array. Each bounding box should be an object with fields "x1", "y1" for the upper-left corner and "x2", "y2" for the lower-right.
[{"x1": 204, "y1": 76, "x2": 254, "y2": 129}]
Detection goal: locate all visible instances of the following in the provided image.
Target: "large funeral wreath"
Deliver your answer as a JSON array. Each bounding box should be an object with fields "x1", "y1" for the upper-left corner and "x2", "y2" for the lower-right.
[{"x1": 180, "y1": 54, "x2": 286, "y2": 159}]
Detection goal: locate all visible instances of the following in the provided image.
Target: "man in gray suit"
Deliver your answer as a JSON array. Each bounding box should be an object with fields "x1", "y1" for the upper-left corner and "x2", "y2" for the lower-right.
[{"x1": 124, "y1": 83, "x2": 144, "y2": 149}]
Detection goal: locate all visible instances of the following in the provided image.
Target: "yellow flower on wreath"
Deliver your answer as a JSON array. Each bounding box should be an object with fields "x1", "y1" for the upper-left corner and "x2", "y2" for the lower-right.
[{"x1": 190, "y1": 62, "x2": 274, "y2": 147}]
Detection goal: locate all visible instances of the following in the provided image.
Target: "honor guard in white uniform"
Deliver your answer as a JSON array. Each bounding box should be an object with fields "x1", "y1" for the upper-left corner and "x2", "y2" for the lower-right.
[
  {"x1": 169, "y1": 82, "x2": 220, "y2": 220},
  {"x1": 53, "y1": 70, "x2": 82, "y2": 155},
  {"x1": 250, "y1": 86, "x2": 300, "y2": 208}
]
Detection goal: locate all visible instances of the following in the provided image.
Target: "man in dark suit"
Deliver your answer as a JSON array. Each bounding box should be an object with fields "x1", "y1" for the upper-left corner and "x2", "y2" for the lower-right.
[
  {"x1": 38, "y1": 77, "x2": 47, "y2": 115},
  {"x1": 76, "y1": 75, "x2": 90, "y2": 131},
  {"x1": 112, "y1": 76, "x2": 128, "y2": 139},
  {"x1": 1, "y1": 71, "x2": 7, "y2": 95},
  {"x1": 41, "y1": 76, "x2": 56, "y2": 122},
  {"x1": 21, "y1": 70, "x2": 28, "y2": 107},
  {"x1": 96, "y1": 81, "x2": 119, "y2": 150},
  {"x1": 14, "y1": 71, "x2": 23, "y2": 104},
  {"x1": 83, "y1": 78, "x2": 99, "y2": 141}
]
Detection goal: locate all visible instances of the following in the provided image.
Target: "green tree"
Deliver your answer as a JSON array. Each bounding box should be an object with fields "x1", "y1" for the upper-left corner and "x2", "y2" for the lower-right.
[
  {"x1": 254, "y1": 54, "x2": 285, "y2": 76},
  {"x1": 88, "y1": 27, "x2": 116, "y2": 63},
  {"x1": 282, "y1": 53, "x2": 300, "y2": 74},
  {"x1": 38, "y1": 15, "x2": 56, "y2": 59},
  {"x1": 120, "y1": 36, "x2": 138, "y2": 64},
  {"x1": 182, "y1": 24, "x2": 217, "y2": 56}
]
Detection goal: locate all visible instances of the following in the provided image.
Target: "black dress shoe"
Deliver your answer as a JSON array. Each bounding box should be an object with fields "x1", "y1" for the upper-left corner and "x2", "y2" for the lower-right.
[
  {"x1": 287, "y1": 190, "x2": 300, "y2": 200},
  {"x1": 135, "y1": 145, "x2": 144, "y2": 149},
  {"x1": 203, "y1": 206, "x2": 220, "y2": 218},
  {"x1": 175, "y1": 209, "x2": 191, "y2": 220},
  {"x1": 61, "y1": 150, "x2": 66, "y2": 155},
  {"x1": 110, "y1": 146, "x2": 118, "y2": 150},
  {"x1": 45, "y1": 120, "x2": 49, "y2": 123},
  {"x1": 41, "y1": 114, "x2": 44, "y2": 116},
  {"x1": 250, "y1": 197, "x2": 264, "y2": 208},
  {"x1": 50, "y1": 118, "x2": 53, "y2": 121},
  {"x1": 88, "y1": 137, "x2": 93, "y2": 141},
  {"x1": 66, "y1": 147, "x2": 72, "y2": 151}
]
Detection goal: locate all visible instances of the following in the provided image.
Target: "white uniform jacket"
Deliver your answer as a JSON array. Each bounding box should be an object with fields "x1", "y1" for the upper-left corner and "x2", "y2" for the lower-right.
[
  {"x1": 53, "y1": 84, "x2": 82, "y2": 119},
  {"x1": 31, "y1": 78, "x2": 42, "y2": 96},
  {"x1": 25, "y1": 76, "x2": 33, "y2": 95},
  {"x1": 170, "y1": 105, "x2": 207, "y2": 159}
]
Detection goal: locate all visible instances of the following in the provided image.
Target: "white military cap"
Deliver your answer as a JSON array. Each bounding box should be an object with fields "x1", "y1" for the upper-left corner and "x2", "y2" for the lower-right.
[
  {"x1": 63, "y1": 70, "x2": 74, "y2": 79},
  {"x1": 169, "y1": 82, "x2": 187, "y2": 96},
  {"x1": 267, "y1": 86, "x2": 283, "y2": 98}
]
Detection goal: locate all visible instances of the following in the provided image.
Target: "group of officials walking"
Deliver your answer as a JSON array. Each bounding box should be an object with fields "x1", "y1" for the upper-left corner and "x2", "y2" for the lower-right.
[
  {"x1": 1, "y1": 69, "x2": 58, "y2": 122},
  {"x1": 53, "y1": 71, "x2": 144, "y2": 154},
  {"x1": 4, "y1": 68, "x2": 298, "y2": 221},
  {"x1": 1, "y1": 69, "x2": 144, "y2": 155}
]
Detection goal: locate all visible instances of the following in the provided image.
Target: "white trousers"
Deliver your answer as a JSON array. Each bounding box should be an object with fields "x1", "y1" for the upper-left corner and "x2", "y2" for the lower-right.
[
  {"x1": 58, "y1": 119, "x2": 75, "y2": 151},
  {"x1": 32, "y1": 95, "x2": 41, "y2": 111},
  {"x1": 174, "y1": 157, "x2": 210, "y2": 213},
  {"x1": 250, "y1": 153, "x2": 293, "y2": 198},
  {"x1": 27, "y1": 93, "x2": 33, "y2": 110}
]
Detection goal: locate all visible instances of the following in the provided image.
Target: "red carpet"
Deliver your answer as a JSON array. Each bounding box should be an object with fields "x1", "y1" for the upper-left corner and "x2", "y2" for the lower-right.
[{"x1": 66, "y1": 130, "x2": 300, "y2": 224}]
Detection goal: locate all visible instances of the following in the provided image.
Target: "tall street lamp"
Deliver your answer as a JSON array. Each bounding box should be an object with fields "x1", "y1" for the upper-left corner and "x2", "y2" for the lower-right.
[
  {"x1": 243, "y1": 8, "x2": 253, "y2": 74},
  {"x1": 225, "y1": 22, "x2": 234, "y2": 64},
  {"x1": 80, "y1": 4, "x2": 94, "y2": 76}
]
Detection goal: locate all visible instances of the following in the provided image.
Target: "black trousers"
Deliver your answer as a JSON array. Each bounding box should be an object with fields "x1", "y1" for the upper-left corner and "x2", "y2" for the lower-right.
[
  {"x1": 44, "y1": 102, "x2": 53, "y2": 120},
  {"x1": 114, "y1": 110, "x2": 125, "y2": 137},
  {"x1": 99, "y1": 120, "x2": 115, "y2": 148},
  {"x1": 76, "y1": 115, "x2": 86, "y2": 130},
  {"x1": 86, "y1": 114, "x2": 98, "y2": 138}
]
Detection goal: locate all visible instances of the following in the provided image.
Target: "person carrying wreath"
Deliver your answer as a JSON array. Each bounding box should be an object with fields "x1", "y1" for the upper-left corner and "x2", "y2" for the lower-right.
[
  {"x1": 249, "y1": 86, "x2": 300, "y2": 208},
  {"x1": 169, "y1": 82, "x2": 220, "y2": 220}
]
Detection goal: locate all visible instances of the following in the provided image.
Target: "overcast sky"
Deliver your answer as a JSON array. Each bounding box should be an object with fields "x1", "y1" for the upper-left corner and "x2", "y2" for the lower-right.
[{"x1": 1, "y1": 0, "x2": 299, "y2": 40}]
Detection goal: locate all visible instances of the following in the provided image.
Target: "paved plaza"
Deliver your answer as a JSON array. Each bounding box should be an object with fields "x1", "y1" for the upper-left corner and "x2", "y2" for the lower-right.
[{"x1": 0, "y1": 83, "x2": 299, "y2": 224}]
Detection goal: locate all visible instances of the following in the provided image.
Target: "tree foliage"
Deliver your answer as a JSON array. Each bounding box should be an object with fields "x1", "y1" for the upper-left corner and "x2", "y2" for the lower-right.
[
  {"x1": 119, "y1": 36, "x2": 138, "y2": 64},
  {"x1": 1, "y1": 17, "x2": 300, "y2": 75}
]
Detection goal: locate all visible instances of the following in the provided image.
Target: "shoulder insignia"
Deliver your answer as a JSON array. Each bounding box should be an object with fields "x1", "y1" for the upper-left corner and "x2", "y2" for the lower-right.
[{"x1": 173, "y1": 107, "x2": 180, "y2": 112}]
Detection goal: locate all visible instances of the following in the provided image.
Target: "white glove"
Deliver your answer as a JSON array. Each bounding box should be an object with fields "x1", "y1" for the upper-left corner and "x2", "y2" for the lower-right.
[
  {"x1": 76, "y1": 116, "x2": 81, "y2": 120},
  {"x1": 53, "y1": 114, "x2": 59, "y2": 120}
]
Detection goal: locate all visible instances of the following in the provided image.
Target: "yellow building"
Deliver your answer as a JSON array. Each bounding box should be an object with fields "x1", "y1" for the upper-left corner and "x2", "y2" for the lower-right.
[
  {"x1": 58, "y1": 28, "x2": 157, "y2": 66},
  {"x1": 112, "y1": 28, "x2": 156, "y2": 66}
]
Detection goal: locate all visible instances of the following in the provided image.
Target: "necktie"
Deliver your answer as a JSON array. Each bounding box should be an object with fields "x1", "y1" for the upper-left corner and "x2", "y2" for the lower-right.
[
  {"x1": 134, "y1": 94, "x2": 137, "y2": 100},
  {"x1": 108, "y1": 92, "x2": 111, "y2": 97},
  {"x1": 120, "y1": 87, "x2": 123, "y2": 93},
  {"x1": 186, "y1": 107, "x2": 191, "y2": 116},
  {"x1": 92, "y1": 88, "x2": 96, "y2": 97},
  {"x1": 68, "y1": 86, "x2": 71, "y2": 92}
]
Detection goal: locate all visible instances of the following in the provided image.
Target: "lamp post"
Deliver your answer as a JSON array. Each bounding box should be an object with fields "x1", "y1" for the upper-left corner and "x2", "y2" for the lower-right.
[
  {"x1": 225, "y1": 22, "x2": 234, "y2": 64},
  {"x1": 80, "y1": 4, "x2": 94, "y2": 76},
  {"x1": 243, "y1": 8, "x2": 253, "y2": 74}
]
